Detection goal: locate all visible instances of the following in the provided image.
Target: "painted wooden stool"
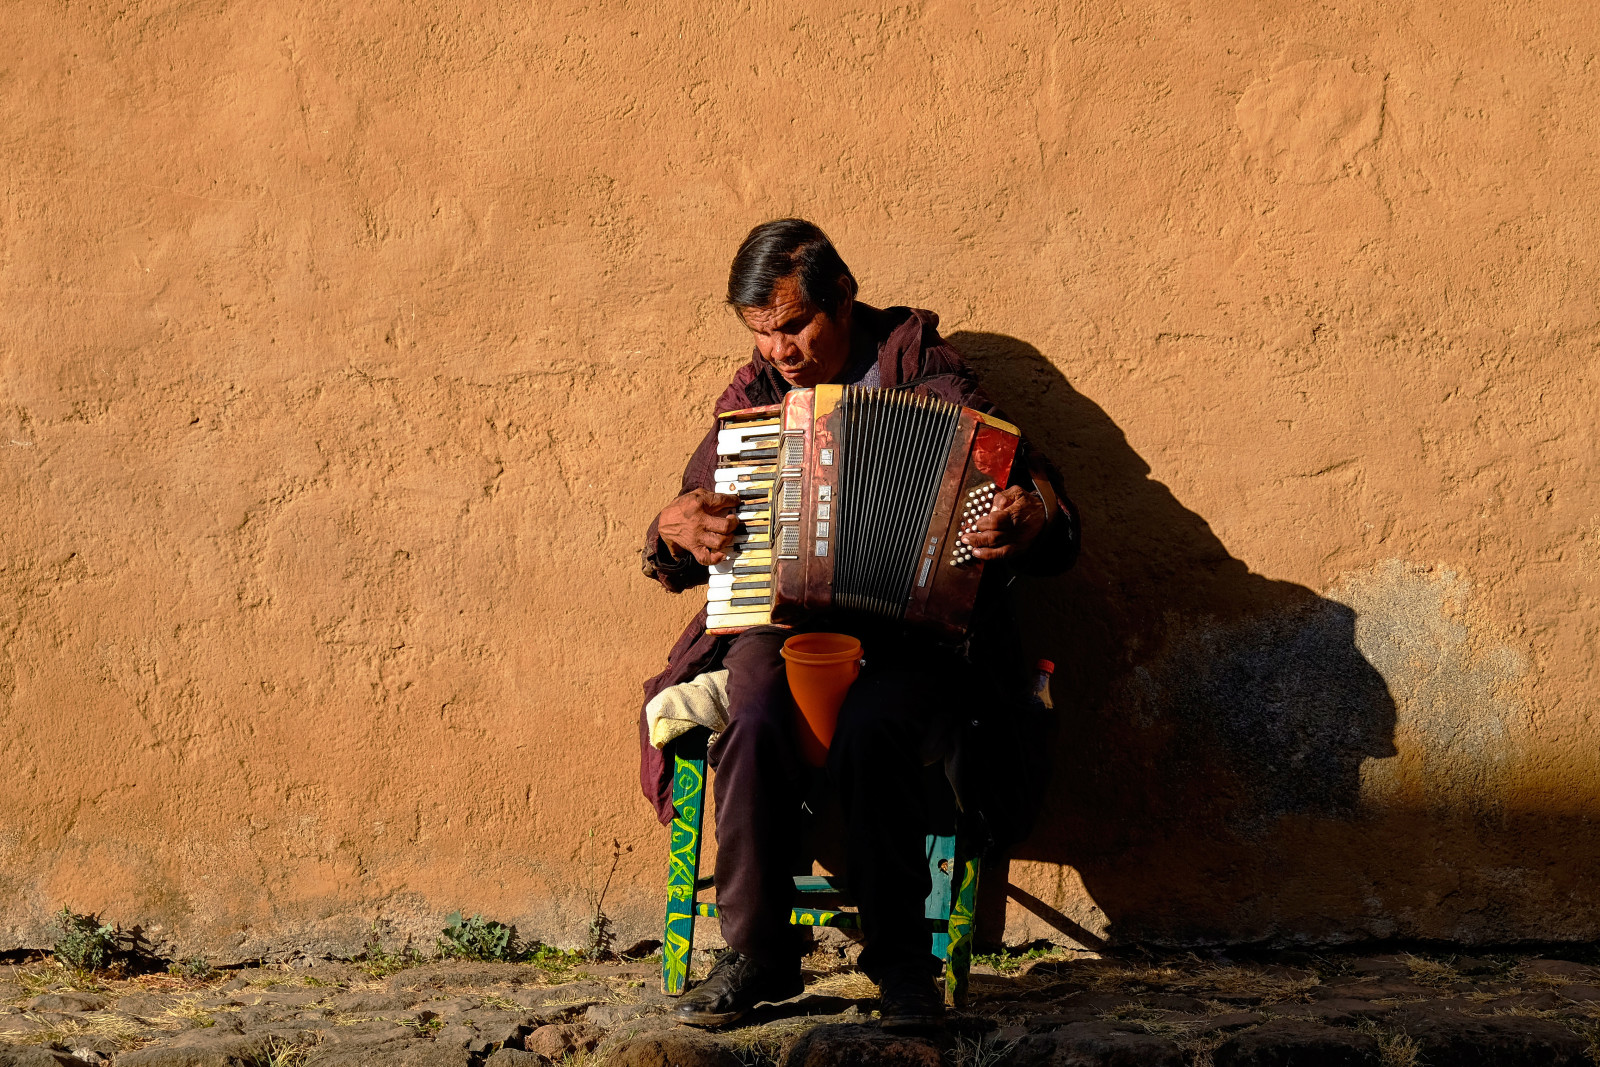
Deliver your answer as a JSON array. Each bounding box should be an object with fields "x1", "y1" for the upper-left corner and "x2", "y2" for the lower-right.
[{"x1": 660, "y1": 729, "x2": 981, "y2": 1006}]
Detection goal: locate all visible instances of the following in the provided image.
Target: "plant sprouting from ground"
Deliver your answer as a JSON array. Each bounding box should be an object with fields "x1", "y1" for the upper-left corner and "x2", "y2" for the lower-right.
[
  {"x1": 53, "y1": 907, "x2": 118, "y2": 972},
  {"x1": 582, "y1": 834, "x2": 630, "y2": 961},
  {"x1": 972, "y1": 942, "x2": 1071, "y2": 974},
  {"x1": 168, "y1": 956, "x2": 215, "y2": 980},
  {"x1": 525, "y1": 942, "x2": 586, "y2": 973},
  {"x1": 357, "y1": 922, "x2": 422, "y2": 977},
  {"x1": 438, "y1": 912, "x2": 517, "y2": 962}
]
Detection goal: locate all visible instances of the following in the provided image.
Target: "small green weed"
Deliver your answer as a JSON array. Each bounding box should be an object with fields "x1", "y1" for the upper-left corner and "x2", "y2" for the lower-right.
[
  {"x1": 525, "y1": 942, "x2": 586, "y2": 973},
  {"x1": 439, "y1": 912, "x2": 517, "y2": 962},
  {"x1": 432, "y1": 911, "x2": 586, "y2": 971},
  {"x1": 973, "y1": 943, "x2": 1069, "y2": 974},
  {"x1": 168, "y1": 956, "x2": 215, "y2": 980},
  {"x1": 358, "y1": 925, "x2": 423, "y2": 978},
  {"x1": 53, "y1": 907, "x2": 118, "y2": 972}
]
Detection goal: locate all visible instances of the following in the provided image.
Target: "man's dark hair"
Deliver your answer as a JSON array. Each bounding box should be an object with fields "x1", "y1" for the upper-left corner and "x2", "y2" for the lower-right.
[{"x1": 727, "y1": 219, "x2": 856, "y2": 316}]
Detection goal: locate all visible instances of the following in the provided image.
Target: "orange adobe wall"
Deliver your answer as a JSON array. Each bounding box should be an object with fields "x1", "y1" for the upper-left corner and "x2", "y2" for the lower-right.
[{"x1": 1, "y1": 1, "x2": 1596, "y2": 958}]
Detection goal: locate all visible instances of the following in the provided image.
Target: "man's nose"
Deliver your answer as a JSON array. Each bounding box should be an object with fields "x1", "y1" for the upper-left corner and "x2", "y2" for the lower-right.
[{"x1": 771, "y1": 335, "x2": 798, "y2": 362}]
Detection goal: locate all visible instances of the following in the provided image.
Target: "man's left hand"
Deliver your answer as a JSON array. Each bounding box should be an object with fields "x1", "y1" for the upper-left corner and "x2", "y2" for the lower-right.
[{"x1": 962, "y1": 485, "x2": 1046, "y2": 561}]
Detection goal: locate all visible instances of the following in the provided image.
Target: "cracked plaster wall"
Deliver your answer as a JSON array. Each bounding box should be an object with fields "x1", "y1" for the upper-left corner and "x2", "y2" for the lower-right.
[{"x1": 0, "y1": 1, "x2": 1596, "y2": 957}]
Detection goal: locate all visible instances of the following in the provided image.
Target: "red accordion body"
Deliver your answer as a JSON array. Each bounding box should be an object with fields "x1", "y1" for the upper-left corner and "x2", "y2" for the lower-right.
[{"x1": 706, "y1": 384, "x2": 1020, "y2": 640}]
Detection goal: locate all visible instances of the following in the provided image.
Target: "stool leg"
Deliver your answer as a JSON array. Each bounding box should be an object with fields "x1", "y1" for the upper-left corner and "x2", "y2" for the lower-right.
[
  {"x1": 663, "y1": 749, "x2": 706, "y2": 995},
  {"x1": 924, "y1": 833, "x2": 956, "y2": 965},
  {"x1": 945, "y1": 850, "x2": 980, "y2": 1008}
]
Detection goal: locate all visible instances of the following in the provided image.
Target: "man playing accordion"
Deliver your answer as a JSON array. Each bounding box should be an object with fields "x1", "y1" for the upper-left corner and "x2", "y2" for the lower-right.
[{"x1": 638, "y1": 219, "x2": 1080, "y2": 1030}]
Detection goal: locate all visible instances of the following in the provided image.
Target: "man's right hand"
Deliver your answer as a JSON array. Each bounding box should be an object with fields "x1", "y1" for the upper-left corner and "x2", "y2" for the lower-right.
[{"x1": 657, "y1": 489, "x2": 743, "y2": 565}]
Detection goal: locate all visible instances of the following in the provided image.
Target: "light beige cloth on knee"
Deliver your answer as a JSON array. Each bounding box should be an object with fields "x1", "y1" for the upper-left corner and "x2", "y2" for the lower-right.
[{"x1": 645, "y1": 669, "x2": 731, "y2": 749}]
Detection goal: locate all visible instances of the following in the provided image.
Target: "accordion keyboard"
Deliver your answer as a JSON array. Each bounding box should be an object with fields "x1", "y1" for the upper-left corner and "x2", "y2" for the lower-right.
[{"x1": 706, "y1": 413, "x2": 778, "y2": 632}]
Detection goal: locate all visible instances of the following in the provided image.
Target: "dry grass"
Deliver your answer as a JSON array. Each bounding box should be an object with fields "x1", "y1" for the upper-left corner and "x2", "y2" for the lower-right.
[
  {"x1": 163, "y1": 994, "x2": 226, "y2": 1029},
  {"x1": 1195, "y1": 963, "x2": 1320, "y2": 1002},
  {"x1": 1357, "y1": 1020, "x2": 1421, "y2": 1067},
  {"x1": 245, "y1": 972, "x2": 299, "y2": 990},
  {"x1": 1377, "y1": 1032, "x2": 1421, "y2": 1067},
  {"x1": 477, "y1": 994, "x2": 518, "y2": 1010},
  {"x1": 1517, "y1": 968, "x2": 1577, "y2": 989},
  {"x1": 1400, "y1": 954, "x2": 1461, "y2": 987},
  {"x1": 1490, "y1": 1004, "x2": 1565, "y2": 1020},
  {"x1": 949, "y1": 1032, "x2": 1020, "y2": 1067},
  {"x1": 246, "y1": 1034, "x2": 323, "y2": 1067},
  {"x1": 12, "y1": 960, "x2": 107, "y2": 998},
  {"x1": 1096, "y1": 1001, "x2": 1167, "y2": 1023},
  {"x1": 803, "y1": 971, "x2": 878, "y2": 1000},
  {"x1": 539, "y1": 990, "x2": 613, "y2": 1010},
  {"x1": 1172, "y1": 1029, "x2": 1229, "y2": 1067},
  {"x1": 1566, "y1": 1019, "x2": 1600, "y2": 1065},
  {"x1": 0, "y1": 1009, "x2": 155, "y2": 1051},
  {"x1": 1071, "y1": 958, "x2": 1319, "y2": 1005},
  {"x1": 801, "y1": 946, "x2": 857, "y2": 975},
  {"x1": 724, "y1": 1015, "x2": 826, "y2": 1065},
  {"x1": 1077, "y1": 963, "x2": 1183, "y2": 995}
]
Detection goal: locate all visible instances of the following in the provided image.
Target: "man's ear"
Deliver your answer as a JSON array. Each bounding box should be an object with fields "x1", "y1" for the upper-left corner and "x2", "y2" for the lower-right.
[{"x1": 836, "y1": 275, "x2": 858, "y2": 315}]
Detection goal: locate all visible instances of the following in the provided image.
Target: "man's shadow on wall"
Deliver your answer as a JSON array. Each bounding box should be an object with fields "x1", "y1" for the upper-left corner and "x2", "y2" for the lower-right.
[{"x1": 949, "y1": 332, "x2": 1399, "y2": 947}]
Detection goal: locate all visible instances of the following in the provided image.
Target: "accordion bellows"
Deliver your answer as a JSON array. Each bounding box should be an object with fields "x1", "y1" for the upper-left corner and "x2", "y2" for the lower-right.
[{"x1": 707, "y1": 385, "x2": 1021, "y2": 640}]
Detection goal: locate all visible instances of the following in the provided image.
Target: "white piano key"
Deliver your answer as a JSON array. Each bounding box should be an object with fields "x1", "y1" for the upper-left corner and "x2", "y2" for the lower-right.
[
  {"x1": 708, "y1": 574, "x2": 771, "y2": 592},
  {"x1": 707, "y1": 608, "x2": 773, "y2": 629},
  {"x1": 708, "y1": 592, "x2": 772, "y2": 609},
  {"x1": 717, "y1": 426, "x2": 782, "y2": 452},
  {"x1": 709, "y1": 552, "x2": 772, "y2": 574},
  {"x1": 714, "y1": 465, "x2": 776, "y2": 482}
]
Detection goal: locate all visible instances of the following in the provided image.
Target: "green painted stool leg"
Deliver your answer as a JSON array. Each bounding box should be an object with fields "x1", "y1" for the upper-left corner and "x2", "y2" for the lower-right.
[
  {"x1": 945, "y1": 850, "x2": 980, "y2": 1007},
  {"x1": 662, "y1": 748, "x2": 706, "y2": 995},
  {"x1": 924, "y1": 833, "x2": 956, "y2": 963}
]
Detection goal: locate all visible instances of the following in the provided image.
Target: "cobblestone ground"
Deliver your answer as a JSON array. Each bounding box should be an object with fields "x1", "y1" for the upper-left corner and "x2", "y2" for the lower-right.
[{"x1": 4, "y1": 947, "x2": 1600, "y2": 1066}]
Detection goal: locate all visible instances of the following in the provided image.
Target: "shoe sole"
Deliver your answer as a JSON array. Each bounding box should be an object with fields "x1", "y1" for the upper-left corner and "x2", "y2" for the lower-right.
[
  {"x1": 674, "y1": 1006, "x2": 747, "y2": 1028},
  {"x1": 674, "y1": 985, "x2": 805, "y2": 1029}
]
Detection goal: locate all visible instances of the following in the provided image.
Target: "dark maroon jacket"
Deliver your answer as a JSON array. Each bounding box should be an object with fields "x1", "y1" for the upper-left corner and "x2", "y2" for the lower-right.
[{"x1": 637, "y1": 304, "x2": 1079, "y2": 827}]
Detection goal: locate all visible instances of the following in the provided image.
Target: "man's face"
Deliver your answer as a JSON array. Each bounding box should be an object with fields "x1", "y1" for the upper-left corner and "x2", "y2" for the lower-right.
[{"x1": 739, "y1": 273, "x2": 853, "y2": 388}]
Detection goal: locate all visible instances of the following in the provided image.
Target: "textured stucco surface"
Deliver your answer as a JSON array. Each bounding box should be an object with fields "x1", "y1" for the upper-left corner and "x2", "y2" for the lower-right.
[{"x1": 1, "y1": 1, "x2": 1597, "y2": 958}]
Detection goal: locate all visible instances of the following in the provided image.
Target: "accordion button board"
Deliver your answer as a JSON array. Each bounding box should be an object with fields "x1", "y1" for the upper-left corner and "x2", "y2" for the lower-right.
[{"x1": 704, "y1": 385, "x2": 1021, "y2": 640}]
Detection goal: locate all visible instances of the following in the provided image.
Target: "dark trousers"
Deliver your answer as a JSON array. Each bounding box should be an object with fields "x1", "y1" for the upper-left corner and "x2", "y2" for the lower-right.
[{"x1": 708, "y1": 624, "x2": 958, "y2": 980}]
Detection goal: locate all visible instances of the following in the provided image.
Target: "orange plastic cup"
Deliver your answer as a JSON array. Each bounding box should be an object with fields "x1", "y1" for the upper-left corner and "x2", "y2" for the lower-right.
[{"x1": 781, "y1": 632, "x2": 863, "y2": 766}]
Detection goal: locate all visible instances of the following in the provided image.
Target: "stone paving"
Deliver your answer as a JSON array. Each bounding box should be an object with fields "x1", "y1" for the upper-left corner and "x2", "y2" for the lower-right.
[{"x1": 4, "y1": 947, "x2": 1600, "y2": 1065}]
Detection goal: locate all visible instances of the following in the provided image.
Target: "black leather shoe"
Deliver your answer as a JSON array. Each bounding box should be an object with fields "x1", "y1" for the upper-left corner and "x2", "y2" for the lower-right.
[
  {"x1": 878, "y1": 969, "x2": 944, "y2": 1032},
  {"x1": 673, "y1": 951, "x2": 804, "y2": 1028}
]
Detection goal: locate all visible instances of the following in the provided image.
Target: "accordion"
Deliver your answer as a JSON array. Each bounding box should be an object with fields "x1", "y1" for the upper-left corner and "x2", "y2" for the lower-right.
[{"x1": 706, "y1": 384, "x2": 1021, "y2": 639}]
